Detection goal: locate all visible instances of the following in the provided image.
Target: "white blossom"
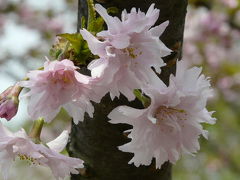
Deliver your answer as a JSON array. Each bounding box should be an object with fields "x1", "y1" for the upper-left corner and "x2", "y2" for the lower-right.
[
  {"x1": 108, "y1": 61, "x2": 216, "y2": 168},
  {"x1": 80, "y1": 4, "x2": 171, "y2": 101}
]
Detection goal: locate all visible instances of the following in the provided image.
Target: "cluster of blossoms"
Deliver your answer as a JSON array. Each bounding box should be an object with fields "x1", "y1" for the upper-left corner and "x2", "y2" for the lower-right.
[
  {"x1": 1, "y1": 1, "x2": 64, "y2": 35},
  {"x1": 0, "y1": 123, "x2": 83, "y2": 180},
  {"x1": 0, "y1": 3, "x2": 216, "y2": 179},
  {"x1": 183, "y1": 5, "x2": 240, "y2": 103},
  {"x1": 183, "y1": 7, "x2": 240, "y2": 68}
]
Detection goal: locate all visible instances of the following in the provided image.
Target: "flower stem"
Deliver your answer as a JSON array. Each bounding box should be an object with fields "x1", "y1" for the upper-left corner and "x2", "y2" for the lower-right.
[
  {"x1": 29, "y1": 118, "x2": 44, "y2": 144},
  {"x1": 133, "y1": 89, "x2": 151, "y2": 107}
]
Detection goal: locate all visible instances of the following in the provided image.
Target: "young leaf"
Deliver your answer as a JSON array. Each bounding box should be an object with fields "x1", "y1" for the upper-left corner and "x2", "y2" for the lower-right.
[
  {"x1": 81, "y1": 16, "x2": 86, "y2": 29},
  {"x1": 87, "y1": 0, "x2": 96, "y2": 32},
  {"x1": 58, "y1": 33, "x2": 83, "y2": 54}
]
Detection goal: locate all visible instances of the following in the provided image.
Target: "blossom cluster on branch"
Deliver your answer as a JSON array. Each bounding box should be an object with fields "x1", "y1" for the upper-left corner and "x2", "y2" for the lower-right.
[
  {"x1": 0, "y1": 2, "x2": 216, "y2": 179},
  {"x1": 184, "y1": 4, "x2": 240, "y2": 103}
]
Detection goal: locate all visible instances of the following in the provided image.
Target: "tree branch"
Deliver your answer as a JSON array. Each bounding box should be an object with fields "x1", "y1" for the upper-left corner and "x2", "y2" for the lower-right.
[{"x1": 67, "y1": 0, "x2": 188, "y2": 179}]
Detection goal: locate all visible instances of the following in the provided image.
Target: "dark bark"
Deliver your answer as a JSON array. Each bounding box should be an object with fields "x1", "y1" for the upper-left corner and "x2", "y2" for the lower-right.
[{"x1": 67, "y1": 0, "x2": 188, "y2": 179}]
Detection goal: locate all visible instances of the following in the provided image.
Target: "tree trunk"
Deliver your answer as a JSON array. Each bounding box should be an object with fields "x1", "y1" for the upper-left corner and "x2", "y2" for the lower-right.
[{"x1": 67, "y1": 0, "x2": 188, "y2": 180}]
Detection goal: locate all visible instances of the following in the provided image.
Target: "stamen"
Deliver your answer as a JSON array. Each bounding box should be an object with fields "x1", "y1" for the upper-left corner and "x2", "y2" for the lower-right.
[
  {"x1": 155, "y1": 106, "x2": 187, "y2": 124},
  {"x1": 121, "y1": 47, "x2": 142, "y2": 59},
  {"x1": 18, "y1": 153, "x2": 40, "y2": 165},
  {"x1": 51, "y1": 71, "x2": 73, "y2": 84}
]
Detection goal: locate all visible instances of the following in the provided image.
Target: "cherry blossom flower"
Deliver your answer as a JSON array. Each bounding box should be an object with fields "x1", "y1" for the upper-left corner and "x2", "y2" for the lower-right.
[
  {"x1": 108, "y1": 61, "x2": 216, "y2": 168},
  {"x1": 0, "y1": 85, "x2": 22, "y2": 121},
  {"x1": 19, "y1": 59, "x2": 94, "y2": 124},
  {"x1": 0, "y1": 100, "x2": 18, "y2": 121},
  {"x1": 80, "y1": 4, "x2": 171, "y2": 101},
  {"x1": 221, "y1": 0, "x2": 238, "y2": 8},
  {"x1": 0, "y1": 123, "x2": 83, "y2": 180}
]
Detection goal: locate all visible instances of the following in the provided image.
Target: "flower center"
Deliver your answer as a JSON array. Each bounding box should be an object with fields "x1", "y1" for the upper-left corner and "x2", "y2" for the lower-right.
[
  {"x1": 51, "y1": 70, "x2": 74, "y2": 84},
  {"x1": 122, "y1": 47, "x2": 142, "y2": 59},
  {"x1": 18, "y1": 153, "x2": 40, "y2": 165},
  {"x1": 62, "y1": 73, "x2": 72, "y2": 83},
  {"x1": 155, "y1": 106, "x2": 187, "y2": 123}
]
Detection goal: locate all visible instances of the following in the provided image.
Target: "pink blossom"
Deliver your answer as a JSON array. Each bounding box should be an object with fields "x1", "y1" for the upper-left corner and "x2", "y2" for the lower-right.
[
  {"x1": 17, "y1": 4, "x2": 64, "y2": 34},
  {"x1": 200, "y1": 11, "x2": 227, "y2": 35},
  {"x1": 217, "y1": 77, "x2": 234, "y2": 90},
  {"x1": 183, "y1": 7, "x2": 240, "y2": 67},
  {"x1": 94, "y1": 3, "x2": 162, "y2": 49},
  {"x1": 81, "y1": 4, "x2": 171, "y2": 101},
  {"x1": 221, "y1": 0, "x2": 238, "y2": 8},
  {"x1": 183, "y1": 42, "x2": 202, "y2": 65},
  {"x1": 0, "y1": 85, "x2": 22, "y2": 121},
  {"x1": 18, "y1": 4, "x2": 35, "y2": 20},
  {"x1": 19, "y1": 59, "x2": 94, "y2": 124},
  {"x1": 203, "y1": 43, "x2": 226, "y2": 68},
  {"x1": 0, "y1": 99, "x2": 18, "y2": 121},
  {"x1": 108, "y1": 61, "x2": 216, "y2": 168},
  {"x1": 41, "y1": 19, "x2": 63, "y2": 34},
  {"x1": 0, "y1": 123, "x2": 83, "y2": 180},
  {"x1": 0, "y1": 87, "x2": 13, "y2": 100}
]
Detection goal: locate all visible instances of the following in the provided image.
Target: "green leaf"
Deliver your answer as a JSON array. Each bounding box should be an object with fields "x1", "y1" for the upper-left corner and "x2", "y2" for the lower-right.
[
  {"x1": 57, "y1": 33, "x2": 92, "y2": 65},
  {"x1": 93, "y1": 17, "x2": 105, "y2": 33},
  {"x1": 87, "y1": 0, "x2": 96, "y2": 32},
  {"x1": 49, "y1": 48, "x2": 62, "y2": 59},
  {"x1": 221, "y1": 62, "x2": 240, "y2": 76},
  {"x1": 86, "y1": 0, "x2": 108, "y2": 33},
  {"x1": 58, "y1": 33, "x2": 83, "y2": 54},
  {"x1": 81, "y1": 16, "x2": 86, "y2": 29}
]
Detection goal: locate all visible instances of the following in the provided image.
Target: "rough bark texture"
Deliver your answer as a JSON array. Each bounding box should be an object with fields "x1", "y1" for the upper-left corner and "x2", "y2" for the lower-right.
[{"x1": 67, "y1": 0, "x2": 188, "y2": 180}]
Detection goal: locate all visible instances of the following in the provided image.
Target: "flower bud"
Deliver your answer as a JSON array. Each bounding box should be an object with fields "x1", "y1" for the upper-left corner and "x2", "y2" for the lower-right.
[
  {"x1": 0, "y1": 85, "x2": 22, "y2": 121},
  {"x1": 0, "y1": 86, "x2": 12, "y2": 100}
]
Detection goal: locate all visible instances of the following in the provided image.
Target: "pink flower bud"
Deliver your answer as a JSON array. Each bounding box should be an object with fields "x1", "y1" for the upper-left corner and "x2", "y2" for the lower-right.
[
  {"x1": 0, "y1": 85, "x2": 22, "y2": 121},
  {"x1": 0, "y1": 97, "x2": 18, "y2": 120},
  {"x1": 0, "y1": 86, "x2": 13, "y2": 100}
]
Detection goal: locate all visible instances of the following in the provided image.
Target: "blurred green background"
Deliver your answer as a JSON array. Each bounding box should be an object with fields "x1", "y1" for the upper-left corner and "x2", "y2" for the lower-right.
[{"x1": 0, "y1": 0, "x2": 240, "y2": 179}]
